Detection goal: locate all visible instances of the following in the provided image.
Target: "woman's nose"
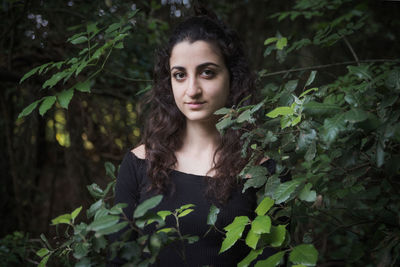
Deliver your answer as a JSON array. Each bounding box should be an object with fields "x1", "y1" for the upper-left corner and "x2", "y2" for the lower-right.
[{"x1": 186, "y1": 76, "x2": 202, "y2": 98}]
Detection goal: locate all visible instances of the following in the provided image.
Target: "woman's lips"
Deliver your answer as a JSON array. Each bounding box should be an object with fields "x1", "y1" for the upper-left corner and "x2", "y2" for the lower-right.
[{"x1": 186, "y1": 101, "x2": 205, "y2": 109}]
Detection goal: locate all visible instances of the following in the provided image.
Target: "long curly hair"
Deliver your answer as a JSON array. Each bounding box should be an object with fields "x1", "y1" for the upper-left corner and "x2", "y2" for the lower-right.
[{"x1": 142, "y1": 14, "x2": 257, "y2": 205}]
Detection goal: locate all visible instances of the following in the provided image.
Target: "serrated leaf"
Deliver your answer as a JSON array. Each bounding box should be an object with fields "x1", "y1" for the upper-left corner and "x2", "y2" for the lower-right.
[
  {"x1": 238, "y1": 249, "x2": 263, "y2": 267},
  {"x1": 347, "y1": 65, "x2": 372, "y2": 81},
  {"x1": 58, "y1": 88, "x2": 74, "y2": 109},
  {"x1": 88, "y1": 215, "x2": 119, "y2": 231},
  {"x1": 36, "y1": 248, "x2": 50, "y2": 258},
  {"x1": 344, "y1": 108, "x2": 368, "y2": 123},
  {"x1": 105, "y1": 162, "x2": 116, "y2": 179},
  {"x1": 322, "y1": 113, "x2": 346, "y2": 144},
  {"x1": 289, "y1": 244, "x2": 318, "y2": 266},
  {"x1": 71, "y1": 36, "x2": 88, "y2": 45},
  {"x1": 266, "y1": 107, "x2": 294, "y2": 118},
  {"x1": 71, "y1": 206, "x2": 82, "y2": 220},
  {"x1": 75, "y1": 80, "x2": 91, "y2": 92},
  {"x1": 303, "y1": 101, "x2": 341, "y2": 115},
  {"x1": 133, "y1": 195, "x2": 163, "y2": 218},
  {"x1": 18, "y1": 100, "x2": 41, "y2": 119},
  {"x1": 261, "y1": 225, "x2": 286, "y2": 247},
  {"x1": 220, "y1": 216, "x2": 249, "y2": 253},
  {"x1": 251, "y1": 215, "x2": 272, "y2": 234},
  {"x1": 95, "y1": 221, "x2": 129, "y2": 237},
  {"x1": 298, "y1": 183, "x2": 317, "y2": 202},
  {"x1": 264, "y1": 175, "x2": 281, "y2": 198},
  {"x1": 214, "y1": 107, "x2": 232, "y2": 115},
  {"x1": 276, "y1": 37, "x2": 288, "y2": 50},
  {"x1": 20, "y1": 65, "x2": 41, "y2": 83},
  {"x1": 39, "y1": 96, "x2": 56, "y2": 116},
  {"x1": 264, "y1": 37, "x2": 278, "y2": 45},
  {"x1": 245, "y1": 228, "x2": 260, "y2": 249},
  {"x1": 42, "y1": 71, "x2": 69, "y2": 89},
  {"x1": 254, "y1": 251, "x2": 285, "y2": 267},
  {"x1": 216, "y1": 117, "x2": 233, "y2": 133},
  {"x1": 207, "y1": 205, "x2": 220, "y2": 226},
  {"x1": 38, "y1": 254, "x2": 50, "y2": 267},
  {"x1": 237, "y1": 109, "x2": 253, "y2": 123},
  {"x1": 242, "y1": 166, "x2": 269, "y2": 193},
  {"x1": 51, "y1": 213, "x2": 72, "y2": 225},
  {"x1": 73, "y1": 242, "x2": 90, "y2": 259},
  {"x1": 105, "y1": 23, "x2": 121, "y2": 34},
  {"x1": 273, "y1": 180, "x2": 301, "y2": 204},
  {"x1": 255, "y1": 197, "x2": 275, "y2": 216},
  {"x1": 305, "y1": 71, "x2": 317, "y2": 87}
]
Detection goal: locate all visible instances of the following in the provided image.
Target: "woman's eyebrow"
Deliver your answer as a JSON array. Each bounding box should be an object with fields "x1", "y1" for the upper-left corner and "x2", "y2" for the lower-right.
[{"x1": 170, "y1": 62, "x2": 220, "y2": 72}]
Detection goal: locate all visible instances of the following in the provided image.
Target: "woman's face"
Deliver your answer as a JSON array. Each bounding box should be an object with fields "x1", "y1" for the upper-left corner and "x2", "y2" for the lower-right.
[{"x1": 169, "y1": 40, "x2": 230, "y2": 123}]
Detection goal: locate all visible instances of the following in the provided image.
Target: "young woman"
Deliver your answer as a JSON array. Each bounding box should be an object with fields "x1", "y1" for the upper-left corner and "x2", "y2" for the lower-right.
[{"x1": 110, "y1": 13, "x2": 276, "y2": 267}]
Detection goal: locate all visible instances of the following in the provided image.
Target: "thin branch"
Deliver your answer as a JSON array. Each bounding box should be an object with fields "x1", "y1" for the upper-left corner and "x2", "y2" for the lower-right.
[
  {"x1": 261, "y1": 59, "x2": 400, "y2": 77},
  {"x1": 105, "y1": 69, "x2": 153, "y2": 82},
  {"x1": 342, "y1": 36, "x2": 360, "y2": 65}
]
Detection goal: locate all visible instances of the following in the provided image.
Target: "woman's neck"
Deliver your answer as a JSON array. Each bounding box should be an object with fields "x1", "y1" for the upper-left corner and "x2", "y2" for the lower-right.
[{"x1": 180, "y1": 119, "x2": 221, "y2": 156}]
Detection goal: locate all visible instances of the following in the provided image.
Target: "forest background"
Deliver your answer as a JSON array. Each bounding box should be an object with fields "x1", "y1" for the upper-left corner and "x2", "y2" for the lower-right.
[{"x1": 1, "y1": 0, "x2": 400, "y2": 266}]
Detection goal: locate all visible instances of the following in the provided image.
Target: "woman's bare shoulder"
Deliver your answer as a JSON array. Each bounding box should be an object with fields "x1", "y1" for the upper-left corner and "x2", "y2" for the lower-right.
[{"x1": 131, "y1": 144, "x2": 146, "y2": 159}]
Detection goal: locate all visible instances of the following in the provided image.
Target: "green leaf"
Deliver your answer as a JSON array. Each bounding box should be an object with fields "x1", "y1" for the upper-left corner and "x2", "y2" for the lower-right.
[
  {"x1": 305, "y1": 71, "x2": 317, "y2": 87},
  {"x1": 245, "y1": 229, "x2": 260, "y2": 249},
  {"x1": 42, "y1": 71, "x2": 69, "y2": 89},
  {"x1": 75, "y1": 80, "x2": 91, "y2": 92},
  {"x1": 220, "y1": 216, "x2": 249, "y2": 253},
  {"x1": 251, "y1": 215, "x2": 272, "y2": 234},
  {"x1": 216, "y1": 117, "x2": 233, "y2": 133},
  {"x1": 304, "y1": 141, "x2": 316, "y2": 161},
  {"x1": 20, "y1": 65, "x2": 41, "y2": 83},
  {"x1": 237, "y1": 109, "x2": 253, "y2": 123},
  {"x1": 264, "y1": 37, "x2": 278, "y2": 45},
  {"x1": 242, "y1": 165, "x2": 269, "y2": 193},
  {"x1": 18, "y1": 100, "x2": 40, "y2": 119},
  {"x1": 214, "y1": 107, "x2": 232, "y2": 115},
  {"x1": 299, "y1": 87, "x2": 318, "y2": 98},
  {"x1": 58, "y1": 88, "x2": 74, "y2": 109},
  {"x1": 207, "y1": 205, "x2": 220, "y2": 226},
  {"x1": 105, "y1": 161, "x2": 116, "y2": 179},
  {"x1": 38, "y1": 254, "x2": 50, "y2": 267},
  {"x1": 71, "y1": 36, "x2": 88, "y2": 45},
  {"x1": 105, "y1": 22, "x2": 121, "y2": 34},
  {"x1": 157, "y1": 210, "x2": 172, "y2": 220},
  {"x1": 73, "y1": 242, "x2": 90, "y2": 259},
  {"x1": 238, "y1": 249, "x2": 263, "y2": 267},
  {"x1": 298, "y1": 183, "x2": 317, "y2": 202},
  {"x1": 87, "y1": 199, "x2": 103, "y2": 218},
  {"x1": 255, "y1": 197, "x2": 275, "y2": 216},
  {"x1": 385, "y1": 69, "x2": 400, "y2": 90},
  {"x1": 75, "y1": 258, "x2": 91, "y2": 267},
  {"x1": 109, "y1": 203, "x2": 128, "y2": 215},
  {"x1": 39, "y1": 96, "x2": 56, "y2": 116},
  {"x1": 322, "y1": 113, "x2": 346, "y2": 144},
  {"x1": 88, "y1": 215, "x2": 119, "y2": 231},
  {"x1": 266, "y1": 107, "x2": 294, "y2": 118},
  {"x1": 178, "y1": 208, "x2": 194, "y2": 217},
  {"x1": 276, "y1": 37, "x2": 288, "y2": 50},
  {"x1": 273, "y1": 180, "x2": 301, "y2": 204},
  {"x1": 303, "y1": 101, "x2": 341, "y2": 115},
  {"x1": 347, "y1": 64, "x2": 372, "y2": 81},
  {"x1": 36, "y1": 248, "x2": 50, "y2": 258},
  {"x1": 177, "y1": 203, "x2": 195, "y2": 212},
  {"x1": 254, "y1": 251, "x2": 285, "y2": 267},
  {"x1": 133, "y1": 195, "x2": 163, "y2": 218},
  {"x1": 87, "y1": 183, "x2": 104, "y2": 198},
  {"x1": 71, "y1": 206, "x2": 82, "y2": 220},
  {"x1": 95, "y1": 221, "x2": 128, "y2": 237},
  {"x1": 261, "y1": 225, "x2": 286, "y2": 247},
  {"x1": 51, "y1": 213, "x2": 72, "y2": 225},
  {"x1": 289, "y1": 244, "x2": 318, "y2": 266},
  {"x1": 344, "y1": 108, "x2": 368, "y2": 123}
]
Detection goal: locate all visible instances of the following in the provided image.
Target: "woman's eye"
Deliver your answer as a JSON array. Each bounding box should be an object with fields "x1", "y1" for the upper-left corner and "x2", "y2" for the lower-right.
[
  {"x1": 201, "y1": 69, "x2": 215, "y2": 78},
  {"x1": 173, "y1": 72, "x2": 186, "y2": 80}
]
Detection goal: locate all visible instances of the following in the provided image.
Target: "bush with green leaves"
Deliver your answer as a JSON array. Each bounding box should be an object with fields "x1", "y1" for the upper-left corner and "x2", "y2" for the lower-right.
[{"x1": 19, "y1": 0, "x2": 400, "y2": 266}]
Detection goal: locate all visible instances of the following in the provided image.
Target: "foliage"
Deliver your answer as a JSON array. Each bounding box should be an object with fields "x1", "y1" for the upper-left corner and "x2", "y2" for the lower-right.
[
  {"x1": 8, "y1": 0, "x2": 400, "y2": 266},
  {"x1": 0, "y1": 231, "x2": 39, "y2": 266}
]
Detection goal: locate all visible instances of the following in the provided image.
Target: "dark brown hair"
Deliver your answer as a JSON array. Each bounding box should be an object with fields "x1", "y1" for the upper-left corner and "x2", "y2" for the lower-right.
[{"x1": 142, "y1": 14, "x2": 256, "y2": 204}]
